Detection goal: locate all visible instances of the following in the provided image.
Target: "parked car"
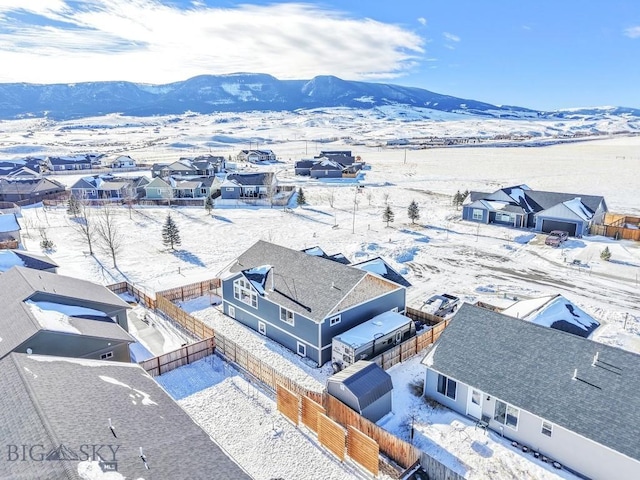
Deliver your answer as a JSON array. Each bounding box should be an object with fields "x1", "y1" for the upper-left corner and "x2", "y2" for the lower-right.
[
  {"x1": 422, "y1": 294, "x2": 460, "y2": 317},
  {"x1": 545, "y1": 230, "x2": 569, "y2": 247}
]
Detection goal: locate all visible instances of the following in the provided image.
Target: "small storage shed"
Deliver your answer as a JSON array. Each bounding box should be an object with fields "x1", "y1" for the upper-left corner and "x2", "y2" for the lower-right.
[{"x1": 327, "y1": 360, "x2": 393, "y2": 422}]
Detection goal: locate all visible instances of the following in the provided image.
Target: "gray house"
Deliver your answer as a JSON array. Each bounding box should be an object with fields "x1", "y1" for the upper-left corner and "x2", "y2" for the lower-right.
[
  {"x1": 462, "y1": 184, "x2": 607, "y2": 236},
  {"x1": 0, "y1": 177, "x2": 66, "y2": 204},
  {"x1": 310, "y1": 158, "x2": 345, "y2": 179},
  {"x1": 0, "y1": 352, "x2": 251, "y2": 480},
  {"x1": 220, "y1": 172, "x2": 275, "y2": 200},
  {"x1": 221, "y1": 241, "x2": 407, "y2": 366},
  {"x1": 0, "y1": 266, "x2": 133, "y2": 362},
  {"x1": 327, "y1": 360, "x2": 393, "y2": 422},
  {"x1": 294, "y1": 159, "x2": 315, "y2": 176},
  {"x1": 422, "y1": 303, "x2": 640, "y2": 480}
]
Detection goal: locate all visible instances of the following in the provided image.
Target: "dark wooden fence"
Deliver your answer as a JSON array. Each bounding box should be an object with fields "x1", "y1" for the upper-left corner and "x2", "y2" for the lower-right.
[{"x1": 139, "y1": 337, "x2": 215, "y2": 376}]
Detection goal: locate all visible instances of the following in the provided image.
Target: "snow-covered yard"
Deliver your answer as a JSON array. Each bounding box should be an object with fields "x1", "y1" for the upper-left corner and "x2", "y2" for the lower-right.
[{"x1": 5, "y1": 116, "x2": 640, "y2": 479}]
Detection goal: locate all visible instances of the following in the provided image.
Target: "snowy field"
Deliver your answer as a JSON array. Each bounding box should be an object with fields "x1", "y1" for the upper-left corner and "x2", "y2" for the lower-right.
[{"x1": 5, "y1": 113, "x2": 640, "y2": 479}]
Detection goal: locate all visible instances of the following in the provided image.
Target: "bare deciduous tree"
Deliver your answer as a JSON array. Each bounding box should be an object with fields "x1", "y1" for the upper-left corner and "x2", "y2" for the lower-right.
[
  {"x1": 70, "y1": 195, "x2": 97, "y2": 256},
  {"x1": 96, "y1": 205, "x2": 123, "y2": 268}
]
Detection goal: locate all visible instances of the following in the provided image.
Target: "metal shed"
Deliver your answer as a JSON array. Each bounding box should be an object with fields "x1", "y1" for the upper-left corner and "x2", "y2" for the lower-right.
[{"x1": 327, "y1": 360, "x2": 393, "y2": 422}]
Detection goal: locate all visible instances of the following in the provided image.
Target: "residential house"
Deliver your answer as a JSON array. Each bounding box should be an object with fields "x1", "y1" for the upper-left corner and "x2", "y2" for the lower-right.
[
  {"x1": 0, "y1": 250, "x2": 58, "y2": 273},
  {"x1": 221, "y1": 241, "x2": 407, "y2": 366},
  {"x1": 70, "y1": 175, "x2": 141, "y2": 201},
  {"x1": 0, "y1": 266, "x2": 133, "y2": 362},
  {"x1": 0, "y1": 352, "x2": 252, "y2": 480},
  {"x1": 110, "y1": 154, "x2": 137, "y2": 168},
  {"x1": 170, "y1": 176, "x2": 219, "y2": 199},
  {"x1": 151, "y1": 156, "x2": 225, "y2": 178},
  {"x1": 422, "y1": 303, "x2": 640, "y2": 480},
  {"x1": 220, "y1": 172, "x2": 275, "y2": 200},
  {"x1": 327, "y1": 360, "x2": 393, "y2": 422},
  {"x1": 310, "y1": 158, "x2": 345, "y2": 179},
  {"x1": 45, "y1": 155, "x2": 97, "y2": 171},
  {"x1": 0, "y1": 212, "x2": 21, "y2": 246},
  {"x1": 143, "y1": 176, "x2": 174, "y2": 200},
  {"x1": 462, "y1": 184, "x2": 607, "y2": 236},
  {"x1": 500, "y1": 294, "x2": 600, "y2": 338},
  {"x1": 237, "y1": 149, "x2": 276, "y2": 163},
  {"x1": 0, "y1": 177, "x2": 66, "y2": 204}
]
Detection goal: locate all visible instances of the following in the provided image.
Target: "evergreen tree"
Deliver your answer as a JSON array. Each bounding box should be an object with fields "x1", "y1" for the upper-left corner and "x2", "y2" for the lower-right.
[
  {"x1": 383, "y1": 205, "x2": 395, "y2": 227},
  {"x1": 600, "y1": 246, "x2": 611, "y2": 261},
  {"x1": 67, "y1": 196, "x2": 80, "y2": 217},
  {"x1": 407, "y1": 200, "x2": 420, "y2": 224},
  {"x1": 297, "y1": 187, "x2": 307, "y2": 206},
  {"x1": 205, "y1": 196, "x2": 214, "y2": 214},
  {"x1": 162, "y1": 213, "x2": 181, "y2": 250}
]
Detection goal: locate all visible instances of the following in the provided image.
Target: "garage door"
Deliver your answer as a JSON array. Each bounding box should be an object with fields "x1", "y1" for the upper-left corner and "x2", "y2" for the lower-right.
[{"x1": 541, "y1": 219, "x2": 577, "y2": 236}]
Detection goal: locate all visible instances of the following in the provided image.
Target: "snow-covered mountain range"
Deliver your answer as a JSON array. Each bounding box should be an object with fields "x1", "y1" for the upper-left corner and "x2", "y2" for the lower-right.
[{"x1": 1, "y1": 73, "x2": 639, "y2": 121}]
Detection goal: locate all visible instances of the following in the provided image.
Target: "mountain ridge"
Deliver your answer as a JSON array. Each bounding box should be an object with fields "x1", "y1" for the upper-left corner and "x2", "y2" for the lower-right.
[{"x1": 0, "y1": 73, "x2": 638, "y2": 121}]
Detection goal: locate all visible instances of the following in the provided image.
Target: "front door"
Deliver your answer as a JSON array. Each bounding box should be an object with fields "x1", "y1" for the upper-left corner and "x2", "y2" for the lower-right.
[{"x1": 467, "y1": 388, "x2": 483, "y2": 419}]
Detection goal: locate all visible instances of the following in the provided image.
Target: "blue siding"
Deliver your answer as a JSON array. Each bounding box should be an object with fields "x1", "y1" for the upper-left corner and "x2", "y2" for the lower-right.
[
  {"x1": 221, "y1": 186, "x2": 241, "y2": 199},
  {"x1": 462, "y1": 206, "x2": 488, "y2": 223},
  {"x1": 311, "y1": 170, "x2": 342, "y2": 179}
]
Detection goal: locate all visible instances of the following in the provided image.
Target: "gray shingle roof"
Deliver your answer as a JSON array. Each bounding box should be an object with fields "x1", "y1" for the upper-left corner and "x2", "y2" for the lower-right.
[
  {"x1": 226, "y1": 172, "x2": 273, "y2": 186},
  {"x1": 11, "y1": 250, "x2": 59, "y2": 270},
  {"x1": 424, "y1": 303, "x2": 640, "y2": 462},
  {"x1": 328, "y1": 360, "x2": 393, "y2": 409},
  {"x1": 0, "y1": 267, "x2": 132, "y2": 358},
  {"x1": 0, "y1": 353, "x2": 252, "y2": 480},
  {"x1": 229, "y1": 240, "x2": 400, "y2": 322}
]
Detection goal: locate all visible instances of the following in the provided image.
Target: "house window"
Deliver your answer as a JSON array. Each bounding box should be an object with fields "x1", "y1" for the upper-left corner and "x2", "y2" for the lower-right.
[
  {"x1": 233, "y1": 278, "x2": 257, "y2": 308},
  {"x1": 258, "y1": 321, "x2": 266, "y2": 335},
  {"x1": 329, "y1": 315, "x2": 341, "y2": 326},
  {"x1": 494, "y1": 400, "x2": 520, "y2": 429},
  {"x1": 436, "y1": 374, "x2": 457, "y2": 400},
  {"x1": 541, "y1": 421, "x2": 553, "y2": 437},
  {"x1": 200, "y1": 188, "x2": 207, "y2": 195},
  {"x1": 496, "y1": 212, "x2": 512, "y2": 222},
  {"x1": 280, "y1": 307, "x2": 294, "y2": 326},
  {"x1": 226, "y1": 187, "x2": 234, "y2": 192},
  {"x1": 228, "y1": 305, "x2": 235, "y2": 319},
  {"x1": 391, "y1": 307, "x2": 399, "y2": 313},
  {"x1": 297, "y1": 342, "x2": 306, "y2": 357},
  {"x1": 100, "y1": 351, "x2": 113, "y2": 360},
  {"x1": 472, "y1": 209, "x2": 483, "y2": 221}
]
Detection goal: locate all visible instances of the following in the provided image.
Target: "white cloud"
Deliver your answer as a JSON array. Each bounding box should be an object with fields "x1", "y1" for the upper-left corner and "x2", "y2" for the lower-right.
[
  {"x1": 417, "y1": 17, "x2": 427, "y2": 26},
  {"x1": 624, "y1": 26, "x2": 640, "y2": 38},
  {"x1": 442, "y1": 32, "x2": 460, "y2": 42},
  {"x1": 0, "y1": 1, "x2": 425, "y2": 84}
]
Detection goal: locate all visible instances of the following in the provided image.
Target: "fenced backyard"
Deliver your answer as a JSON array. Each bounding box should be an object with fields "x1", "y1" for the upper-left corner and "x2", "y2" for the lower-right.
[
  {"x1": 108, "y1": 278, "x2": 458, "y2": 479},
  {"x1": 590, "y1": 213, "x2": 640, "y2": 241}
]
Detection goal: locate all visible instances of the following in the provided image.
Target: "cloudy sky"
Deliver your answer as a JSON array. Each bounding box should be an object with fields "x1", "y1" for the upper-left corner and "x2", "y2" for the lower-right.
[{"x1": 0, "y1": 0, "x2": 638, "y2": 110}]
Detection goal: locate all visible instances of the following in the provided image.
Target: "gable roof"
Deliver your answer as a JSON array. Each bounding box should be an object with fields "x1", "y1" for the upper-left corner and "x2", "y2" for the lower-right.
[
  {"x1": 226, "y1": 172, "x2": 274, "y2": 186},
  {"x1": 352, "y1": 257, "x2": 411, "y2": 287},
  {"x1": 501, "y1": 294, "x2": 599, "y2": 338},
  {"x1": 228, "y1": 240, "x2": 400, "y2": 323},
  {"x1": 301, "y1": 246, "x2": 351, "y2": 265},
  {"x1": 535, "y1": 198, "x2": 595, "y2": 222},
  {"x1": 328, "y1": 360, "x2": 393, "y2": 409},
  {"x1": 423, "y1": 303, "x2": 640, "y2": 463},
  {"x1": 0, "y1": 353, "x2": 251, "y2": 480},
  {"x1": 0, "y1": 267, "x2": 133, "y2": 358}
]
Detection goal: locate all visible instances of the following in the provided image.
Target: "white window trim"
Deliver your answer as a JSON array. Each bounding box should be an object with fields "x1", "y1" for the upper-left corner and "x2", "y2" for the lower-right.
[
  {"x1": 225, "y1": 187, "x2": 234, "y2": 192},
  {"x1": 280, "y1": 307, "x2": 294, "y2": 326},
  {"x1": 228, "y1": 305, "x2": 236, "y2": 319},
  {"x1": 297, "y1": 342, "x2": 306, "y2": 357},
  {"x1": 329, "y1": 314, "x2": 341, "y2": 326},
  {"x1": 541, "y1": 420, "x2": 553, "y2": 437},
  {"x1": 233, "y1": 278, "x2": 258, "y2": 309},
  {"x1": 472, "y1": 208, "x2": 483, "y2": 220},
  {"x1": 100, "y1": 351, "x2": 113, "y2": 360},
  {"x1": 258, "y1": 321, "x2": 266, "y2": 335}
]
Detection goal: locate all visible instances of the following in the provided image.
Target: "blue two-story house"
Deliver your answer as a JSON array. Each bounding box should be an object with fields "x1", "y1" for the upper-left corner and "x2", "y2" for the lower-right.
[{"x1": 221, "y1": 241, "x2": 407, "y2": 366}]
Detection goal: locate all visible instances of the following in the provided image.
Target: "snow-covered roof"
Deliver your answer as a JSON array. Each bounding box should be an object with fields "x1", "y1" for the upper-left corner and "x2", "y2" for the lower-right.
[
  {"x1": 501, "y1": 294, "x2": 599, "y2": 338},
  {"x1": 242, "y1": 264, "x2": 272, "y2": 295},
  {"x1": 0, "y1": 213, "x2": 20, "y2": 232},
  {"x1": 334, "y1": 311, "x2": 412, "y2": 349},
  {"x1": 352, "y1": 257, "x2": 411, "y2": 287},
  {"x1": 563, "y1": 197, "x2": 594, "y2": 221},
  {"x1": 0, "y1": 250, "x2": 25, "y2": 271}
]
